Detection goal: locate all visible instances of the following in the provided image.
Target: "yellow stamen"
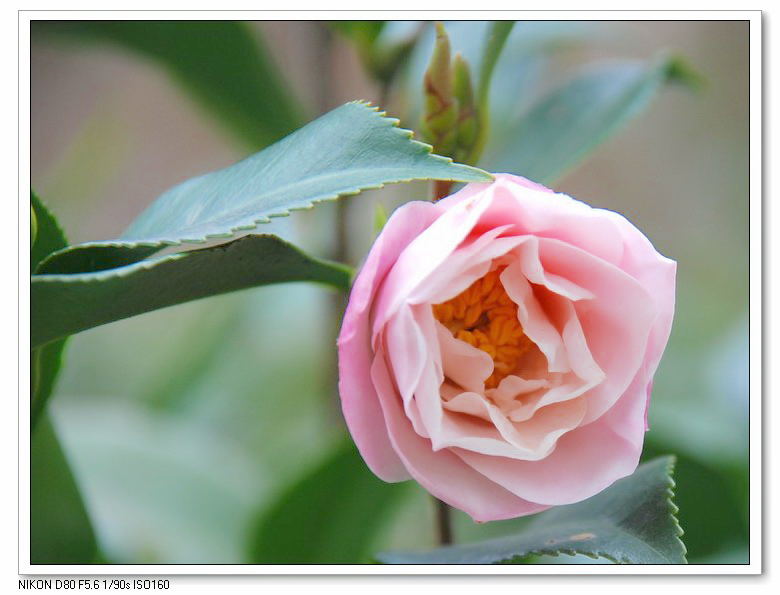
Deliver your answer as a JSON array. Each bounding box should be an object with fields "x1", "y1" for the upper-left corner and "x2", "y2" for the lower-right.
[{"x1": 434, "y1": 267, "x2": 532, "y2": 388}]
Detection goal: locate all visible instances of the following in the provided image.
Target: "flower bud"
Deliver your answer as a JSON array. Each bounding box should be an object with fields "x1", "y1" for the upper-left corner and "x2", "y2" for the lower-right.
[
  {"x1": 420, "y1": 22, "x2": 458, "y2": 157},
  {"x1": 452, "y1": 53, "x2": 478, "y2": 163}
]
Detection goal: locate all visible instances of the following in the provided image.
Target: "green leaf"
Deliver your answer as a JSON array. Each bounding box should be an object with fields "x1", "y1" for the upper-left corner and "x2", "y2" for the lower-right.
[
  {"x1": 329, "y1": 21, "x2": 386, "y2": 48},
  {"x1": 31, "y1": 191, "x2": 70, "y2": 425},
  {"x1": 121, "y1": 101, "x2": 491, "y2": 245},
  {"x1": 481, "y1": 55, "x2": 698, "y2": 184},
  {"x1": 642, "y1": 441, "x2": 747, "y2": 562},
  {"x1": 330, "y1": 21, "x2": 419, "y2": 86},
  {"x1": 31, "y1": 339, "x2": 67, "y2": 429},
  {"x1": 377, "y1": 457, "x2": 686, "y2": 564},
  {"x1": 40, "y1": 101, "x2": 492, "y2": 275},
  {"x1": 469, "y1": 21, "x2": 515, "y2": 165},
  {"x1": 31, "y1": 191, "x2": 68, "y2": 274},
  {"x1": 31, "y1": 415, "x2": 98, "y2": 564},
  {"x1": 476, "y1": 21, "x2": 516, "y2": 108},
  {"x1": 37, "y1": 244, "x2": 163, "y2": 275},
  {"x1": 33, "y1": 20, "x2": 304, "y2": 150},
  {"x1": 31, "y1": 234, "x2": 352, "y2": 349},
  {"x1": 248, "y1": 441, "x2": 408, "y2": 563}
]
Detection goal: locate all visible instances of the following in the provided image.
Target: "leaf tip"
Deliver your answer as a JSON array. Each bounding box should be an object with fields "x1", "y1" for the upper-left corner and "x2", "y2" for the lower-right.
[{"x1": 662, "y1": 54, "x2": 706, "y2": 92}]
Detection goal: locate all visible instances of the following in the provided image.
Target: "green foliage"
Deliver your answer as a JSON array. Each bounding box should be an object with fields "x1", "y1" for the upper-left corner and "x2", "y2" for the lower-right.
[
  {"x1": 476, "y1": 21, "x2": 516, "y2": 108},
  {"x1": 469, "y1": 21, "x2": 515, "y2": 165},
  {"x1": 38, "y1": 244, "x2": 163, "y2": 275},
  {"x1": 329, "y1": 21, "x2": 386, "y2": 49},
  {"x1": 31, "y1": 193, "x2": 70, "y2": 425},
  {"x1": 642, "y1": 441, "x2": 748, "y2": 562},
  {"x1": 330, "y1": 21, "x2": 419, "y2": 86},
  {"x1": 377, "y1": 457, "x2": 686, "y2": 564},
  {"x1": 248, "y1": 442, "x2": 409, "y2": 563},
  {"x1": 40, "y1": 102, "x2": 491, "y2": 276},
  {"x1": 30, "y1": 193, "x2": 96, "y2": 563},
  {"x1": 482, "y1": 55, "x2": 699, "y2": 184},
  {"x1": 32, "y1": 235, "x2": 352, "y2": 349},
  {"x1": 421, "y1": 23, "x2": 458, "y2": 157},
  {"x1": 32, "y1": 102, "x2": 490, "y2": 346},
  {"x1": 420, "y1": 22, "x2": 515, "y2": 166},
  {"x1": 452, "y1": 53, "x2": 478, "y2": 163},
  {"x1": 30, "y1": 206, "x2": 37, "y2": 248},
  {"x1": 31, "y1": 340, "x2": 67, "y2": 428},
  {"x1": 34, "y1": 20, "x2": 304, "y2": 150},
  {"x1": 31, "y1": 416, "x2": 97, "y2": 564},
  {"x1": 121, "y1": 101, "x2": 489, "y2": 245},
  {"x1": 31, "y1": 192, "x2": 68, "y2": 273}
]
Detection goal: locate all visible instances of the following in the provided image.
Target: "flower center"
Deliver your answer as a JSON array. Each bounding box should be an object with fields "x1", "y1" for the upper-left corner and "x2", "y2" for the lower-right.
[{"x1": 433, "y1": 267, "x2": 532, "y2": 389}]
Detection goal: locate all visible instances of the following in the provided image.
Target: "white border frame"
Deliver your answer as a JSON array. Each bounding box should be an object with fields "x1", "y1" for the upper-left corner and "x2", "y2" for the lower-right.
[{"x1": 18, "y1": 9, "x2": 762, "y2": 577}]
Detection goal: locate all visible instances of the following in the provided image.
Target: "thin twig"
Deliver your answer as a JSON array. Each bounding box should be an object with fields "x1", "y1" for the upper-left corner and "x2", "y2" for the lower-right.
[{"x1": 434, "y1": 497, "x2": 453, "y2": 546}]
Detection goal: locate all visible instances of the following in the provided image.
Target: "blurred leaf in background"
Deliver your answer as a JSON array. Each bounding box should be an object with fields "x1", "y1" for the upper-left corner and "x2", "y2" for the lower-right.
[
  {"x1": 33, "y1": 20, "x2": 305, "y2": 150},
  {"x1": 248, "y1": 442, "x2": 409, "y2": 563},
  {"x1": 31, "y1": 416, "x2": 98, "y2": 564},
  {"x1": 481, "y1": 55, "x2": 701, "y2": 183}
]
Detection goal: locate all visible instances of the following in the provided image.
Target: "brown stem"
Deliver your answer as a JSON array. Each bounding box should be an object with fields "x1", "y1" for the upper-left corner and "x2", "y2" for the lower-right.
[
  {"x1": 434, "y1": 497, "x2": 453, "y2": 546},
  {"x1": 432, "y1": 179, "x2": 453, "y2": 201}
]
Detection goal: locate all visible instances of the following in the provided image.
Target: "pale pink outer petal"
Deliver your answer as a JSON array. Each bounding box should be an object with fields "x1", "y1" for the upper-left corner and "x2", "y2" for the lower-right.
[
  {"x1": 462, "y1": 174, "x2": 627, "y2": 266},
  {"x1": 602, "y1": 211, "x2": 677, "y2": 429},
  {"x1": 337, "y1": 201, "x2": 441, "y2": 482}
]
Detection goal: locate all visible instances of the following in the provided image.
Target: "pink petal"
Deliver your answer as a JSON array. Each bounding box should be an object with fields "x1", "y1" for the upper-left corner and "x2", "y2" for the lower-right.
[
  {"x1": 371, "y1": 186, "x2": 497, "y2": 337},
  {"x1": 371, "y1": 354, "x2": 549, "y2": 521},
  {"x1": 337, "y1": 201, "x2": 440, "y2": 482},
  {"x1": 436, "y1": 321, "x2": 494, "y2": 393},
  {"x1": 536, "y1": 237, "x2": 657, "y2": 424}
]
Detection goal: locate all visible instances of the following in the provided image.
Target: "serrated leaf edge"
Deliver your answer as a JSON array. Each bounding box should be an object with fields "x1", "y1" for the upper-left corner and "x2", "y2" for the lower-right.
[
  {"x1": 123, "y1": 100, "x2": 493, "y2": 245},
  {"x1": 497, "y1": 456, "x2": 686, "y2": 565},
  {"x1": 31, "y1": 194, "x2": 68, "y2": 245},
  {"x1": 39, "y1": 102, "x2": 492, "y2": 269},
  {"x1": 378, "y1": 456, "x2": 686, "y2": 565},
  {"x1": 664, "y1": 455, "x2": 688, "y2": 563}
]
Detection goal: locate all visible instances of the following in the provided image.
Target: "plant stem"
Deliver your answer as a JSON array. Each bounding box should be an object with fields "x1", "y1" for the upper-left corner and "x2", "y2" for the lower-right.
[
  {"x1": 434, "y1": 497, "x2": 453, "y2": 546},
  {"x1": 432, "y1": 179, "x2": 453, "y2": 201}
]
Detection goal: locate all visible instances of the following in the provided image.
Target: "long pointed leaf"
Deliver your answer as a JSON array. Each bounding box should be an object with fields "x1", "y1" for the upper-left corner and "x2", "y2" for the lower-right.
[
  {"x1": 481, "y1": 55, "x2": 698, "y2": 184},
  {"x1": 31, "y1": 234, "x2": 352, "y2": 348},
  {"x1": 33, "y1": 20, "x2": 304, "y2": 149}
]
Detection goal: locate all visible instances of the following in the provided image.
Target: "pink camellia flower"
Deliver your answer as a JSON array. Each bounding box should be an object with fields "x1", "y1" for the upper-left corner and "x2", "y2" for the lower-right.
[{"x1": 337, "y1": 173, "x2": 676, "y2": 522}]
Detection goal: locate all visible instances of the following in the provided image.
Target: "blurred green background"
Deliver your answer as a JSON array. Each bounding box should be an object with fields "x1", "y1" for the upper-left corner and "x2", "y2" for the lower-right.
[{"x1": 31, "y1": 20, "x2": 748, "y2": 564}]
